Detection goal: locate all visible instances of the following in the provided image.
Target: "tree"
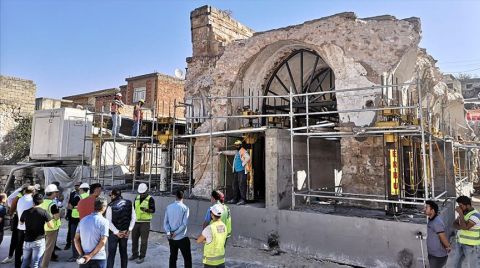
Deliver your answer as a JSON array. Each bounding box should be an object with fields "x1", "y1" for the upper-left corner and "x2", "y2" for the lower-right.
[
  {"x1": 0, "y1": 116, "x2": 32, "y2": 164},
  {"x1": 456, "y1": 73, "x2": 478, "y2": 81}
]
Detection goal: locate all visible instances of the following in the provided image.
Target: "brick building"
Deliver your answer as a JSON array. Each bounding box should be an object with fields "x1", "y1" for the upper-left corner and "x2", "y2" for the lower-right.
[{"x1": 125, "y1": 72, "x2": 184, "y2": 118}]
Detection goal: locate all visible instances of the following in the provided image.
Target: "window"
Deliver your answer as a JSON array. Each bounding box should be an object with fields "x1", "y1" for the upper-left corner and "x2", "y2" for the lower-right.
[
  {"x1": 466, "y1": 84, "x2": 473, "y2": 89},
  {"x1": 133, "y1": 87, "x2": 146, "y2": 103}
]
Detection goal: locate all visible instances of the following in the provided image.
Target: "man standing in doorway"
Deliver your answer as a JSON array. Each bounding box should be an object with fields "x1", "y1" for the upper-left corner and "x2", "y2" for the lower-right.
[
  {"x1": 74, "y1": 197, "x2": 109, "y2": 268},
  {"x1": 78, "y1": 183, "x2": 103, "y2": 220},
  {"x1": 20, "y1": 193, "x2": 54, "y2": 268},
  {"x1": 132, "y1": 99, "x2": 144, "y2": 137},
  {"x1": 111, "y1": 92, "x2": 124, "y2": 137},
  {"x1": 40, "y1": 184, "x2": 62, "y2": 267},
  {"x1": 219, "y1": 140, "x2": 251, "y2": 205},
  {"x1": 424, "y1": 200, "x2": 451, "y2": 268},
  {"x1": 197, "y1": 204, "x2": 228, "y2": 268},
  {"x1": 130, "y1": 183, "x2": 155, "y2": 264},
  {"x1": 164, "y1": 190, "x2": 192, "y2": 268},
  {"x1": 449, "y1": 195, "x2": 480, "y2": 268},
  {"x1": 106, "y1": 189, "x2": 135, "y2": 268}
]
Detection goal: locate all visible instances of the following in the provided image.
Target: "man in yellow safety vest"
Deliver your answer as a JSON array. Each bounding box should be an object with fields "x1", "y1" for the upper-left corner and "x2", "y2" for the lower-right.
[
  {"x1": 449, "y1": 195, "x2": 480, "y2": 268},
  {"x1": 67, "y1": 182, "x2": 89, "y2": 262},
  {"x1": 129, "y1": 183, "x2": 155, "y2": 264},
  {"x1": 202, "y1": 191, "x2": 232, "y2": 243},
  {"x1": 40, "y1": 184, "x2": 62, "y2": 267},
  {"x1": 197, "y1": 204, "x2": 228, "y2": 268}
]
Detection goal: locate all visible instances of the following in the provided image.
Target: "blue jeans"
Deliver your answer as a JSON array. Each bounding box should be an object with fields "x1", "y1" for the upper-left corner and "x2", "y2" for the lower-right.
[
  {"x1": 80, "y1": 259, "x2": 107, "y2": 268},
  {"x1": 447, "y1": 242, "x2": 480, "y2": 268},
  {"x1": 112, "y1": 113, "x2": 121, "y2": 136},
  {"x1": 21, "y1": 239, "x2": 45, "y2": 268},
  {"x1": 131, "y1": 120, "x2": 141, "y2": 136}
]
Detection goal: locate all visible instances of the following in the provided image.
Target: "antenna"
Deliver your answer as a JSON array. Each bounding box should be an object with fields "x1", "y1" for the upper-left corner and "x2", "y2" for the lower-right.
[{"x1": 174, "y1": 68, "x2": 185, "y2": 79}]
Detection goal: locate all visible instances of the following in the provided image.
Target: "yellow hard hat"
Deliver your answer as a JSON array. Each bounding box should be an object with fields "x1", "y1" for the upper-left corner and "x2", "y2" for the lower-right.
[
  {"x1": 138, "y1": 99, "x2": 145, "y2": 103},
  {"x1": 234, "y1": 140, "x2": 242, "y2": 145}
]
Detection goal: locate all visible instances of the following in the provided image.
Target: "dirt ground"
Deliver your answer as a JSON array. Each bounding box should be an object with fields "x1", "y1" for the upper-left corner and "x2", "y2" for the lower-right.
[{"x1": 0, "y1": 221, "x2": 351, "y2": 268}]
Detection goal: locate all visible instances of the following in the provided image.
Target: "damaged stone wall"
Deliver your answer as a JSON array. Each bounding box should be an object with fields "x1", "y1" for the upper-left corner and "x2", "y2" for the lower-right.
[
  {"x1": 0, "y1": 75, "x2": 36, "y2": 147},
  {"x1": 186, "y1": 6, "x2": 424, "y2": 198},
  {"x1": 186, "y1": 6, "x2": 472, "y2": 200}
]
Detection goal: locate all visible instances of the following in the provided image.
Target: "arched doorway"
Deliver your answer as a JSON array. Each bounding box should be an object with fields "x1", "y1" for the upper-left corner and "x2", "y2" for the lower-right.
[{"x1": 263, "y1": 49, "x2": 337, "y2": 127}]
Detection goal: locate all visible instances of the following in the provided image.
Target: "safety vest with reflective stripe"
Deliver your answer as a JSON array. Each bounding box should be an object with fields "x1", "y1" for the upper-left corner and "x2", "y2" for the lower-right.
[
  {"x1": 203, "y1": 220, "x2": 227, "y2": 266},
  {"x1": 39, "y1": 199, "x2": 61, "y2": 231},
  {"x1": 135, "y1": 195, "x2": 153, "y2": 222},
  {"x1": 71, "y1": 192, "x2": 89, "y2": 219},
  {"x1": 458, "y1": 209, "x2": 480, "y2": 246}
]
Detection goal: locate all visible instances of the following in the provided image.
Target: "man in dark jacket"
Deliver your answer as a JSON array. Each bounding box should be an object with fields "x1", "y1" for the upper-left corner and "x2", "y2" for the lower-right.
[{"x1": 106, "y1": 189, "x2": 136, "y2": 268}]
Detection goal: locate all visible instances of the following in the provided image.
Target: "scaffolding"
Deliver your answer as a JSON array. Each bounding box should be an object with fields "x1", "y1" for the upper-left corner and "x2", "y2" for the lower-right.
[
  {"x1": 78, "y1": 75, "x2": 477, "y2": 210},
  {"x1": 176, "y1": 74, "x2": 471, "y2": 210}
]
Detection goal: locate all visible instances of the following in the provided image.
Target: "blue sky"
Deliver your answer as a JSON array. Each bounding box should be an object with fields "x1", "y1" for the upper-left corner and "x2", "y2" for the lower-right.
[{"x1": 1, "y1": 0, "x2": 479, "y2": 98}]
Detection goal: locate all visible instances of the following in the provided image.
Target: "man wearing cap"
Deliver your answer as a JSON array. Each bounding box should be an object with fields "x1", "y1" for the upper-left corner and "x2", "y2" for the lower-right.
[
  {"x1": 130, "y1": 183, "x2": 155, "y2": 264},
  {"x1": 132, "y1": 99, "x2": 144, "y2": 137},
  {"x1": 78, "y1": 183, "x2": 102, "y2": 220},
  {"x1": 197, "y1": 204, "x2": 228, "y2": 268},
  {"x1": 15, "y1": 185, "x2": 38, "y2": 268},
  {"x1": 111, "y1": 92, "x2": 125, "y2": 137},
  {"x1": 202, "y1": 191, "x2": 232, "y2": 244},
  {"x1": 218, "y1": 140, "x2": 251, "y2": 205},
  {"x1": 40, "y1": 184, "x2": 62, "y2": 267},
  {"x1": 20, "y1": 193, "x2": 54, "y2": 268},
  {"x1": 106, "y1": 188, "x2": 136, "y2": 268}
]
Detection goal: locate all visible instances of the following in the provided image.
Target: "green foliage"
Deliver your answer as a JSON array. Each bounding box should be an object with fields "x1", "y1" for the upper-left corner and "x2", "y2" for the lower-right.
[{"x1": 0, "y1": 116, "x2": 32, "y2": 164}]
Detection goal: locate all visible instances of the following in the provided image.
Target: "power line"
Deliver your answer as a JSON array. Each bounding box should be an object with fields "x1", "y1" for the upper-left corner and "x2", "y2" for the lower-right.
[{"x1": 445, "y1": 67, "x2": 480, "y2": 74}]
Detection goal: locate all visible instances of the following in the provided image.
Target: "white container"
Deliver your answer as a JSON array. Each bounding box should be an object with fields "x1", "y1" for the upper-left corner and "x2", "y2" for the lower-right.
[{"x1": 30, "y1": 108, "x2": 93, "y2": 161}]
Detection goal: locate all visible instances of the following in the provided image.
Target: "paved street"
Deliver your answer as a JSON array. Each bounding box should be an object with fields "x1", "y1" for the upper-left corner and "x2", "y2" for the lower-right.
[{"x1": 0, "y1": 222, "x2": 350, "y2": 268}]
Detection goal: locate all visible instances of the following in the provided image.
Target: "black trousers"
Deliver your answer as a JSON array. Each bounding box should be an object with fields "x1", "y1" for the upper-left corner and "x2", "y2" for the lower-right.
[
  {"x1": 232, "y1": 171, "x2": 247, "y2": 201},
  {"x1": 9, "y1": 214, "x2": 18, "y2": 257},
  {"x1": 70, "y1": 220, "x2": 79, "y2": 258},
  {"x1": 107, "y1": 233, "x2": 128, "y2": 268},
  {"x1": 168, "y1": 237, "x2": 192, "y2": 268},
  {"x1": 65, "y1": 209, "x2": 72, "y2": 246},
  {"x1": 428, "y1": 254, "x2": 448, "y2": 268},
  {"x1": 14, "y1": 230, "x2": 24, "y2": 268}
]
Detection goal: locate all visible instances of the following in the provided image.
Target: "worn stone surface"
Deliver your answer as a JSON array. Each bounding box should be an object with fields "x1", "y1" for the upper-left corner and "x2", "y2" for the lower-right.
[{"x1": 0, "y1": 75, "x2": 36, "y2": 161}]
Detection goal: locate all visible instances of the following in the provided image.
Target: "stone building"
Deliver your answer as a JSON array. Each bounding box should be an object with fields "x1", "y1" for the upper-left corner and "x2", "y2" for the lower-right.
[
  {"x1": 184, "y1": 6, "x2": 472, "y2": 203},
  {"x1": 0, "y1": 75, "x2": 36, "y2": 145}
]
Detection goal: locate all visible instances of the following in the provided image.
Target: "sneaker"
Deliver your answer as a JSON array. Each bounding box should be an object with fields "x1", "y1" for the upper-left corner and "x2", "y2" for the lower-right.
[
  {"x1": 136, "y1": 257, "x2": 145, "y2": 264},
  {"x1": 129, "y1": 255, "x2": 139, "y2": 261},
  {"x1": 226, "y1": 199, "x2": 237, "y2": 204},
  {"x1": 1, "y1": 256, "x2": 14, "y2": 264},
  {"x1": 236, "y1": 200, "x2": 246, "y2": 205}
]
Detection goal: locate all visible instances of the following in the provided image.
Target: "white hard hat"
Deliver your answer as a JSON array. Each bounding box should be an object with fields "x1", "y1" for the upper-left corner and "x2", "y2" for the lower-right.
[
  {"x1": 138, "y1": 183, "x2": 148, "y2": 194},
  {"x1": 80, "y1": 183, "x2": 90, "y2": 189},
  {"x1": 210, "y1": 204, "x2": 224, "y2": 217},
  {"x1": 115, "y1": 92, "x2": 122, "y2": 97},
  {"x1": 45, "y1": 184, "x2": 59, "y2": 193}
]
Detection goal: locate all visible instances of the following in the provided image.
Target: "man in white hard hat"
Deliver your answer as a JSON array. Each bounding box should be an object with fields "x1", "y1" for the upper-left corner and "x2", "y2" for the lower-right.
[
  {"x1": 40, "y1": 184, "x2": 62, "y2": 267},
  {"x1": 77, "y1": 183, "x2": 102, "y2": 220},
  {"x1": 111, "y1": 92, "x2": 125, "y2": 137},
  {"x1": 132, "y1": 99, "x2": 145, "y2": 137},
  {"x1": 130, "y1": 183, "x2": 155, "y2": 264},
  {"x1": 13, "y1": 185, "x2": 37, "y2": 268},
  {"x1": 197, "y1": 204, "x2": 228, "y2": 268}
]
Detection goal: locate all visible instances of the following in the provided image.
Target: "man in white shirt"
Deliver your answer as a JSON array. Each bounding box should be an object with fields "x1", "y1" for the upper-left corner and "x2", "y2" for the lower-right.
[
  {"x1": 105, "y1": 188, "x2": 136, "y2": 268},
  {"x1": 15, "y1": 185, "x2": 36, "y2": 268}
]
